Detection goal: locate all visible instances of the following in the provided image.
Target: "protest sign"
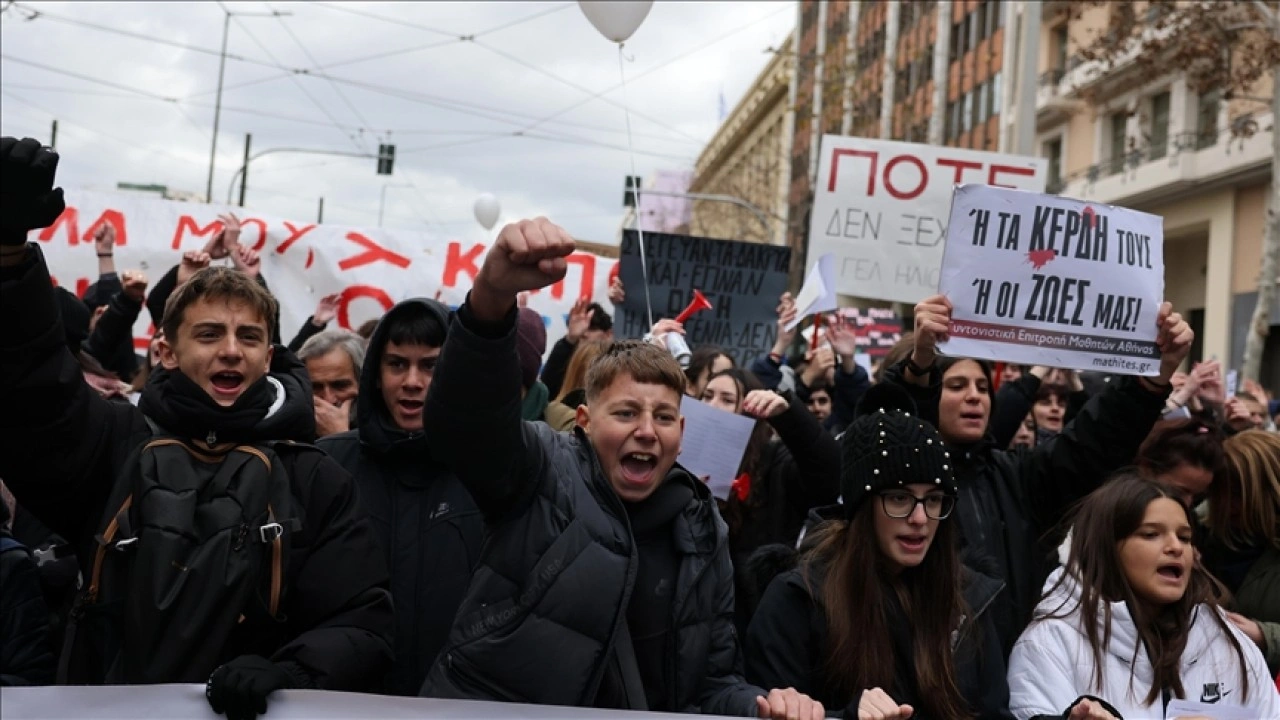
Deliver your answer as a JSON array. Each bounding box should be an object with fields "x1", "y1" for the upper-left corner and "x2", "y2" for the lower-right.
[
  {"x1": 31, "y1": 189, "x2": 616, "y2": 354},
  {"x1": 0, "y1": 684, "x2": 717, "y2": 720},
  {"x1": 937, "y1": 184, "x2": 1165, "y2": 376},
  {"x1": 617, "y1": 230, "x2": 791, "y2": 367},
  {"x1": 786, "y1": 252, "x2": 838, "y2": 331},
  {"x1": 834, "y1": 307, "x2": 903, "y2": 358},
  {"x1": 807, "y1": 135, "x2": 1046, "y2": 304}
]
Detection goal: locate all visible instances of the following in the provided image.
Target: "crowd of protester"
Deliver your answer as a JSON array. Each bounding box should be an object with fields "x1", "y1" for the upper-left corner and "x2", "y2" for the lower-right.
[{"x1": 2, "y1": 137, "x2": 1278, "y2": 719}]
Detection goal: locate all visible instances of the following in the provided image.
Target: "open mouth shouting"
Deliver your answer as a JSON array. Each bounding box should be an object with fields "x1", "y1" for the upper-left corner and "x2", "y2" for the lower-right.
[
  {"x1": 620, "y1": 452, "x2": 658, "y2": 487},
  {"x1": 1156, "y1": 562, "x2": 1186, "y2": 584},
  {"x1": 209, "y1": 371, "x2": 245, "y2": 401}
]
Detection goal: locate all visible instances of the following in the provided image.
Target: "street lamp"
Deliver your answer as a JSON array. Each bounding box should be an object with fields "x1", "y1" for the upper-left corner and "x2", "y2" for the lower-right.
[
  {"x1": 379, "y1": 183, "x2": 413, "y2": 228},
  {"x1": 205, "y1": 7, "x2": 292, "y2": 203},
  {"x1": 227, "y1": 146, "x2": 376, "y2": 206}
]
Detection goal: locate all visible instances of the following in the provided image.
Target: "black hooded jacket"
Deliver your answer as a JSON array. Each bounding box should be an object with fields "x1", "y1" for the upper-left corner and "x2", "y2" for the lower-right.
[
  {"x1": 318, "y1": 298, "x2": 484, "y2": 696},
  {"x1": 0, "y1": 245, "x2": 393, "y2": 689}
]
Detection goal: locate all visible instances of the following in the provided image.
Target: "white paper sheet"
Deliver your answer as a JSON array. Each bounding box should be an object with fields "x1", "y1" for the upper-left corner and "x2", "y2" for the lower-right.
[
  {"x1": 1165, "y1": 697, "x2": 1257, "y2": 719},
  {"x1": 786, "y1": 252, "x2": 838, "y2": 331},
  {"x1": 677, "y1": 395, "x2": 757, "y2": 499}
]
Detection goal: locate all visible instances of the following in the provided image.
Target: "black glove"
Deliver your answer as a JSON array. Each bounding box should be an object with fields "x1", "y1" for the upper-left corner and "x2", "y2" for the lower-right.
[
  {"x1": 0, "y1": 136, "x2": 66, "y2": 244},
  {"x1": 206, "y1": 655, "x2": 298, "y2": 720}
]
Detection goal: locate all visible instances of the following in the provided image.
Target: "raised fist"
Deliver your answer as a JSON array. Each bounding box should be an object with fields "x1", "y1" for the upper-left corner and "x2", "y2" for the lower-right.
[{"x1": 0, "y1": 136, "x2": 66, "y2": 242}]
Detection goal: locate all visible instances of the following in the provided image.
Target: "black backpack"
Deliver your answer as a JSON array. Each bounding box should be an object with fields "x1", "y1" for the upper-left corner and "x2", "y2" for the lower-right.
[{"x1": 58, "y1": 433, "x2": 301, "y2": 684}]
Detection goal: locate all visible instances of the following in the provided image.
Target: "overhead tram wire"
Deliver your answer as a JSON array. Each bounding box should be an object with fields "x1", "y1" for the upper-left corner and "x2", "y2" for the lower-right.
[
  {"x1": 265, "y1": 1, "x2": 378, "y2": 152},
  {"x1": 6, "y1": 6, "x2": 701, "y2": 147},
  {"x1": 0, "y1": 53, "x2": 691, "y2": 161},
  {"x1": 1, "y1": 90, "x2": 209, "y2": 170},
  {"x1": 510, "y1": 4, "x2": 792, "y2": 138},
  {"x1": 215, "y1": 0, "x2": 367, "y2": 154}
]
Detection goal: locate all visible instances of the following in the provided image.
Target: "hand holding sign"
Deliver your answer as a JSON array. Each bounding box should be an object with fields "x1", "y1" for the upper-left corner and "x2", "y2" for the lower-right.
[
  {"x1": 912, "y1": 293, "x2": 953, "y2": 370},
  {"x1": 1153, "y1": 302, "x2": 1192, "y2": 385},
  {"x1": 472, "y1": 217, "x2": 574, "y2": 322}
]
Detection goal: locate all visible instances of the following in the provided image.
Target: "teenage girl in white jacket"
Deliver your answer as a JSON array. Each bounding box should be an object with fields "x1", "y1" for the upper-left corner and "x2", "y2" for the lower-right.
[{"x1": 1006, "y1": 473, "x2": 1279, "y2": 720}]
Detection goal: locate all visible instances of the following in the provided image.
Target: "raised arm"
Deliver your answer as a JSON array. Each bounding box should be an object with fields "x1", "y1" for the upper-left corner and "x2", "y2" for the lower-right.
[
  {"x1": 83, "y1": 269, "x2": 146, "y2": 374},
  {"x1": 744, "y1": 390, "x2": 840, "y2": 516},
  {"x1": 1017, "y1": 303, "x2": 1190, "y2": 529},
  {"x1": 0, "y1": 139, "x2": 146, "y2": 542},
  {"x1": 423, "y1": 218, "x2": 576, "y2": 519}
]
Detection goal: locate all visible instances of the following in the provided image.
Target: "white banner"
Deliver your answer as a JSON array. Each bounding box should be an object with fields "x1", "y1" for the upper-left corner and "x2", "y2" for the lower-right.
[
  {"x1": 937, "y1": 184, "x2": 1165, "y2": 376},
  {"x1": 27, "y1": 189, "x2": 617, "y2": 353},
  {"x1": 807, "y1": 135, "x2": 1046, "y2": 304},
  {"x1": 0, "y1": 684, "x2": 741, "y2": 719}
]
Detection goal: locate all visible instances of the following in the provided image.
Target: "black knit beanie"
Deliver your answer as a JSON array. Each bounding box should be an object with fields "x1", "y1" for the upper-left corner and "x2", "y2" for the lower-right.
[{"x1": 840, "y1": 383, "x2": 958, "y2": 517}]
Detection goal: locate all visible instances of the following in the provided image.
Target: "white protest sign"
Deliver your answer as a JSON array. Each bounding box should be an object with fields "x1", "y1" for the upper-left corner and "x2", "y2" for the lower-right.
[
  {"x1": 1226, "y1": 369, "x2": 1239, "y2": 398},
  {"x1": 0, "y1": 684, "x2": 741, "y2": 720},
  {"x1": 786, "y1": 252, "x2": 838, "y2": 331},
  {"x1": 29, "y1": 189, "x2": 617, "y2": 353},
  {"x1": 937, "y1": 184, "x2": 1164, "y2": 376},
  {"x1": 807, "y1": 135, "x2": 1046, "y2": 304},
  {"x1": 678, "y1": 395, "x2": 756, "y2": 499}
]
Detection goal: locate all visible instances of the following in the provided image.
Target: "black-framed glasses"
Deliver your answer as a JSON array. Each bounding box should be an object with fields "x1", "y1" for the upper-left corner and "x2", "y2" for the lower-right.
[{"x1": 879, "y1": 490, "x2": 955, "y2": 519}]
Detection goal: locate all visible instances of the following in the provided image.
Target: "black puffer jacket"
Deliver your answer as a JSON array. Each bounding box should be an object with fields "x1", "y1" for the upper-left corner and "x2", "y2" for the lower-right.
[
  {"x1": 418, "y1": 302, "x2": 764, "y2": 715},
  {"x1": 318, "y1": 298, "x2": 484, "y2": 696},
  {"x1": 880, "y1": 359, "x2": 1167, "y2": 654},
  {"x1": 744, "y1": 564, "x2": 1011, "y2": 719},
  {"x1": 0, "y1": 500, "x2": 55, "y2": 686},
  {"x1": 0, "y1": 245, "x2": 393, "y2": 688}
]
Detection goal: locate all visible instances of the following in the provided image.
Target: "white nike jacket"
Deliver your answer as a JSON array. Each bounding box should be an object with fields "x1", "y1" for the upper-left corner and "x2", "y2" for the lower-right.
[{"x1": 1007, "y1": 568, "x2": 1280, "y2": 719}]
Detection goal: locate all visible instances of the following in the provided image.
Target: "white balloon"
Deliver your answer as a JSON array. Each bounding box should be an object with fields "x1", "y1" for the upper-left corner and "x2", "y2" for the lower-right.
[
  {"x1": 473, "y1": 193, "x2": 501, "y2": 230},
  {"x1": 577, "y1": 1, "x2": 653, "y2": 43}
]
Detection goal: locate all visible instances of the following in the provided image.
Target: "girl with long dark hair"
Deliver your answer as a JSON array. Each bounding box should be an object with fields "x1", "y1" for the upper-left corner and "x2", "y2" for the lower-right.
[
  {"x1": 1007, "y1": 473, "x2": 1278, "y2": 719},
  {"x1": 745, "y1": 386, "x2": 1010, "y2": 719},
  {"x1": 696, "y1": 368, "x2": 840, "y2": 629}
]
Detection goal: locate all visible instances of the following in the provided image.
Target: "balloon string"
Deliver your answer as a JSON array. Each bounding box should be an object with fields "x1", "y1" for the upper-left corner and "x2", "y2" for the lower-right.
[{"x1": 618, "y1": 42, "x2": 654, "y2": 330}]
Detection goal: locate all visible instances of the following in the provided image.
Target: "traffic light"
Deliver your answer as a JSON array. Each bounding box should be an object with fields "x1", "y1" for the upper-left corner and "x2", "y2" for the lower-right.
[
  {"x1": 377, "y1": 144, "x2": 396, "y2": 175},
  {"x1": 622, "y1": 175, "x2": 642, "y2": 207}
]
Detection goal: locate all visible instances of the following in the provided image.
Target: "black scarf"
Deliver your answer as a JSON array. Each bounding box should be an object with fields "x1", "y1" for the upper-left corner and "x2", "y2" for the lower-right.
[{"x1": 138, "y1": 350, "x2": 314, "y2": 444}]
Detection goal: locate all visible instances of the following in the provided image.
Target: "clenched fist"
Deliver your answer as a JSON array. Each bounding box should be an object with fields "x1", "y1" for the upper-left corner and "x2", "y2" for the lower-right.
[{"x1": 471, "y1": 217, "x2": 575, "y2": 322}]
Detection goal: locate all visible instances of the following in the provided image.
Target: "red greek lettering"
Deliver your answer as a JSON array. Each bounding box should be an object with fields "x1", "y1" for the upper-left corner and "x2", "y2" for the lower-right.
[{"x1": 337, "y1": 232, "x2": 411, "y2": 271}]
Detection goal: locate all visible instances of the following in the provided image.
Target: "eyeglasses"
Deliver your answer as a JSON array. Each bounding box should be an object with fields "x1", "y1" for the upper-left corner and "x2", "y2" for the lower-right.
[{"x1": 879, "y1": 491, "x2": 955, "y2": 519}]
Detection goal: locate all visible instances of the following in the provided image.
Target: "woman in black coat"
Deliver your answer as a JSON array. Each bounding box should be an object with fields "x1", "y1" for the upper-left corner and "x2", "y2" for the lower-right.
[{"x1": 745, "y1": 386, "x2": 1012, "y2": 719}]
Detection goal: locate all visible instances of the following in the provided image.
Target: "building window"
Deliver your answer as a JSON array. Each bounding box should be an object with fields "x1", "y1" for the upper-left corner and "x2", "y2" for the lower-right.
[
  {"x1": 1149, "y1": 91, "x2": 1170, "y2": 160},
  {"x1": 1196, "y1": 89, "x2": 1221, "y2": 149},
  {"x1": 962, "y1": 92, "x2": 974, "y2": 133},
  {"x1": 969, "y1": 8, "x2": 980, "y2": 49},
  {"x1": 1044, "y1": 137, "x2": 1064, "y2": 192},
  {"x1": 989, "y1": 72, "x2": 1001, "y2": 118},
  {"x1": 1109, "y1": 113, "x2": 1128, "y2": 175},
  {"x1": 976, "y1": 82, "x2": 990, "y2": 124},
  {"x1": 989, "y1": 0, "x2": 1003, "y2": 36},
  {"x1": 951, "y1": 100, "x2": 964, "y2": 140},
  {"x1": 1053, "y1": 25, "x2": 1069, "y2": 72},
  {"x1": 975, "y1": 2, "x2": 989, "y2": 42}
]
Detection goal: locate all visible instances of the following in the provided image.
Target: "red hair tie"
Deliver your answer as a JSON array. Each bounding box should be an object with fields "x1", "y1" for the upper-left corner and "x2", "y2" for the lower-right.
[{"x1": 731, "y1": 472, "x2": 751, "y2": 502}]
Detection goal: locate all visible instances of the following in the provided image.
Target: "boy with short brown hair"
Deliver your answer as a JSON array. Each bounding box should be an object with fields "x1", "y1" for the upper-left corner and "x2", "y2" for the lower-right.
[{"x1": 418, "y1": 217, "x2": 821, "y2": 718}]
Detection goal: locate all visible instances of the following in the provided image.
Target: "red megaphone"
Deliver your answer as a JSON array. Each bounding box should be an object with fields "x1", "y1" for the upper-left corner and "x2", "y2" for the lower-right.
[{"x1": 674, "y1": 289, "x2": 713, "y2": 324}]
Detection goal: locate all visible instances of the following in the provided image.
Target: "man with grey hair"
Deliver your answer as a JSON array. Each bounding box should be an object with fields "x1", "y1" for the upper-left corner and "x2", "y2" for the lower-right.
[{"x1": 298, "y1": 329, "x2": 364, "y2": 438}]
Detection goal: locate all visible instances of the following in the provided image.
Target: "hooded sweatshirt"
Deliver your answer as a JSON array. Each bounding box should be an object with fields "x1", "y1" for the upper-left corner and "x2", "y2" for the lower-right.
[
  {"x1": 1007, "y1": 567, "x2": 1279, "y2": 719},
  {"x1": 318, "y1": 298, "x2": 485, "y2": 696}
]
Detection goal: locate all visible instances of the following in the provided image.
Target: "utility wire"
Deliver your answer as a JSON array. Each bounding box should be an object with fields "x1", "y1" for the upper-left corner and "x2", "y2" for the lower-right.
[
  {"x1": 4, "y1": 4, "x2": 704, "y2": 145},
  {"x1": 216, "y1": 0, "x2": 366, "y2": 153},
  {"x1": 265, "y1": 1, "x2": 376, "y2": 151}
]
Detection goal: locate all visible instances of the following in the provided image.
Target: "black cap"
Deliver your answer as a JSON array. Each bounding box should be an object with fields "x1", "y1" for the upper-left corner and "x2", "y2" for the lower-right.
[{"x1": 839, "y1": 383, "x2": 957, "y2": 516}]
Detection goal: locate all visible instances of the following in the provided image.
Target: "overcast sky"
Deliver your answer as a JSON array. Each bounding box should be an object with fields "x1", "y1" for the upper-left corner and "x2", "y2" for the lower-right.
[{"x1": 0, "y1": 1, "x2": 795, "y2": 247}]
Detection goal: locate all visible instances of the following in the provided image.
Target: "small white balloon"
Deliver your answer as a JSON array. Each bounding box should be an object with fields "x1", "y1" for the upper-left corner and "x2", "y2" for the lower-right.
[
  {"x1": 577, "y1": 1, "x2": 654, "y2": 43},
  {"x1": 473, "y1": 193, "x2": 501, "y2": 230}
]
